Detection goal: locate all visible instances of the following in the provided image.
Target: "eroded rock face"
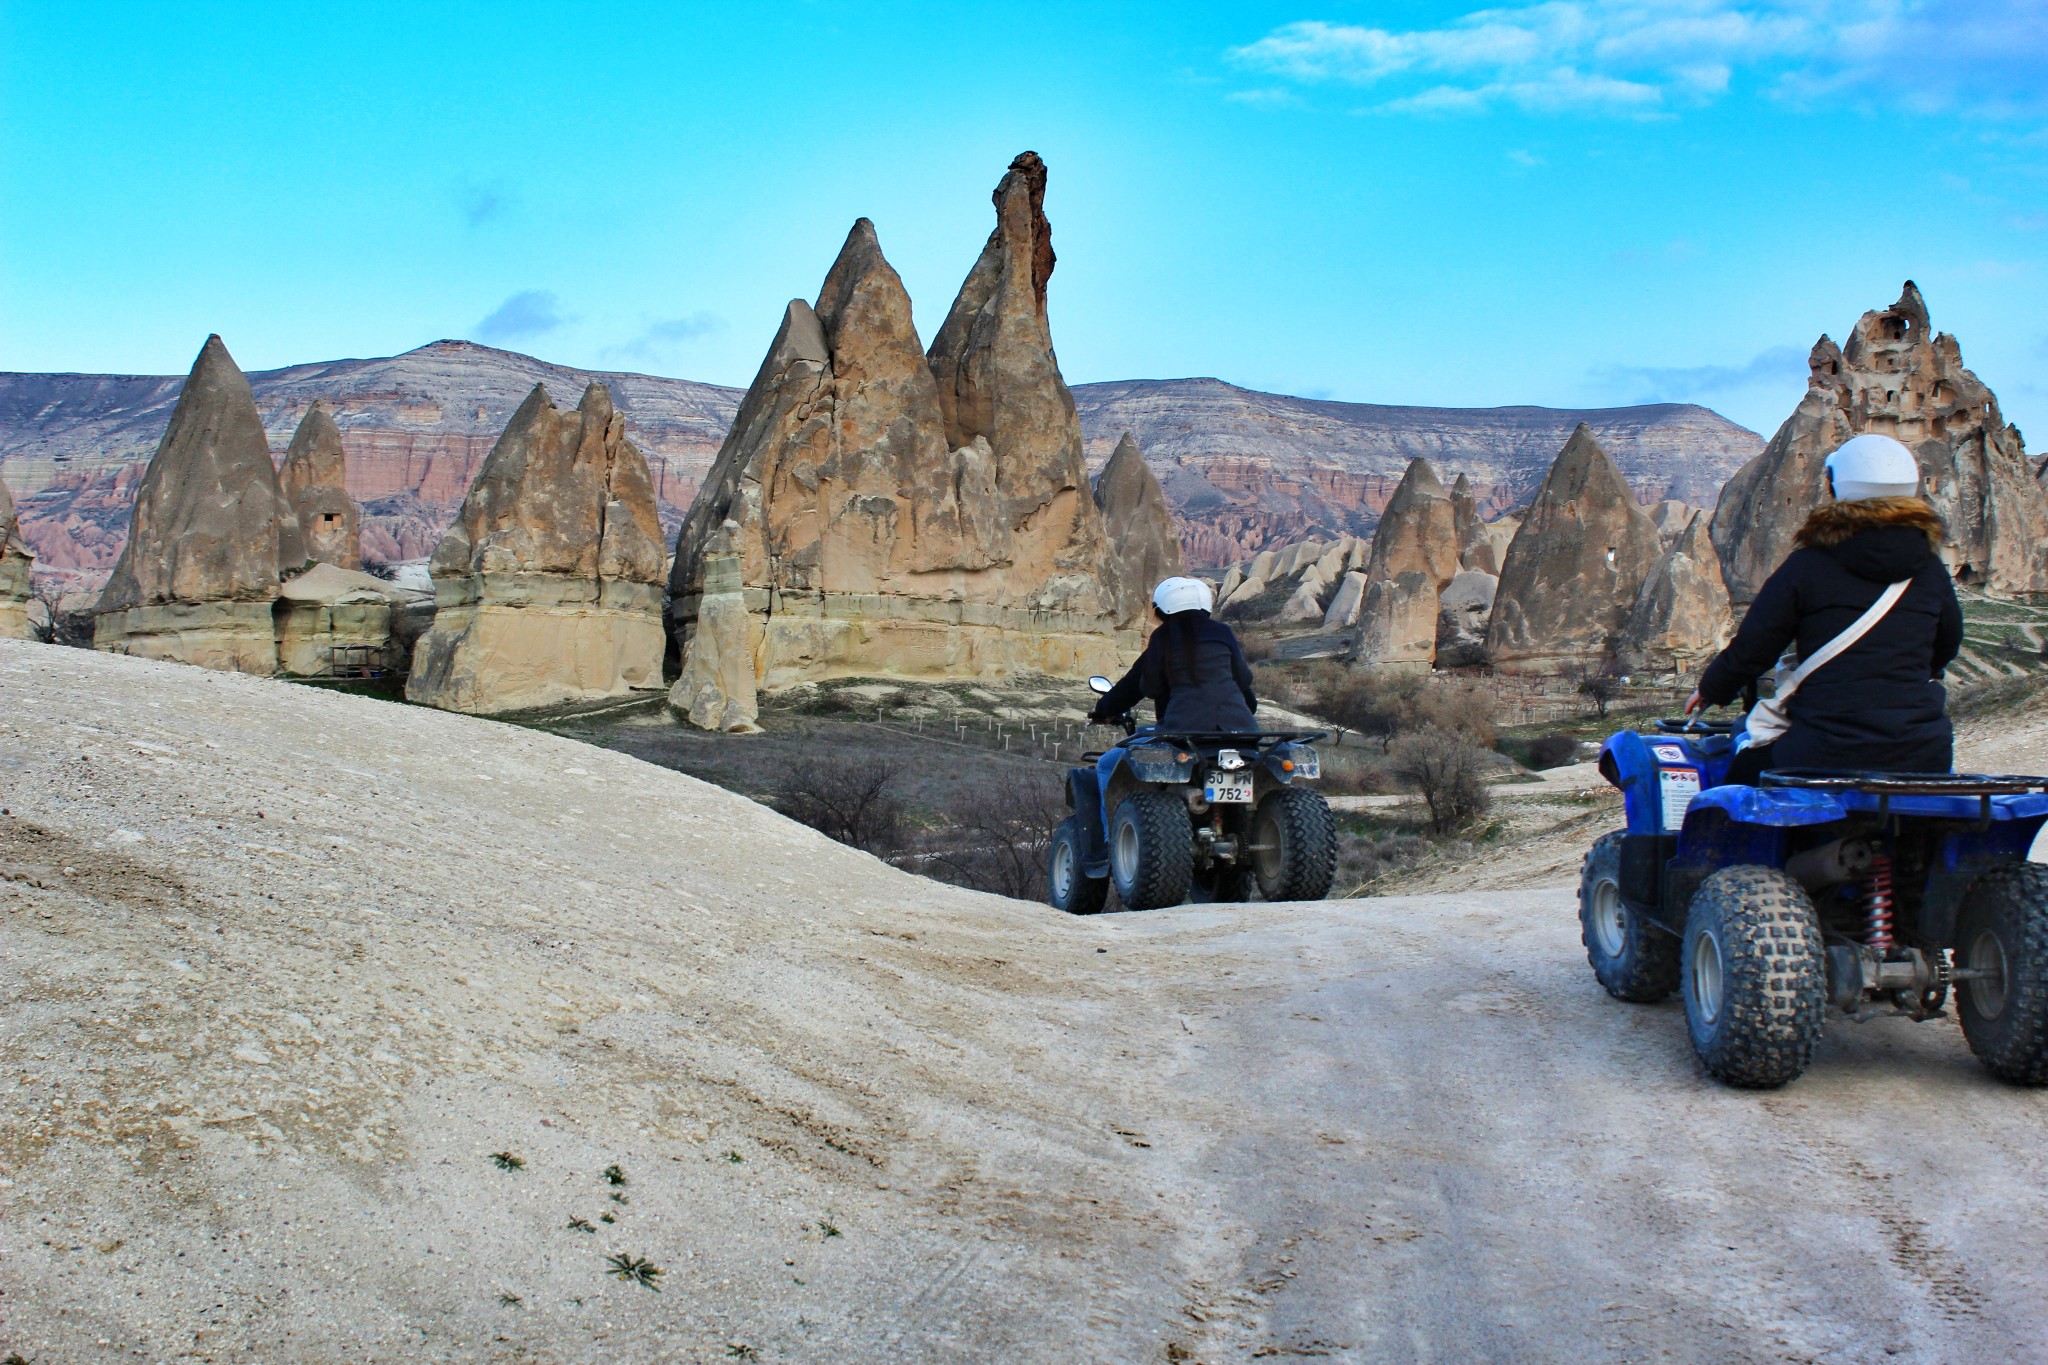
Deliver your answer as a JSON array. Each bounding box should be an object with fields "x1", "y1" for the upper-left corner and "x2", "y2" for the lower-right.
[
  {"x1": 273, "y1": 562, "x2": 401, "y2": 677},
  {"x1": 1711, "y1": 282, "x2": 2048, "y2": 601},
  {"x1": 669, "y1": 168, "x2": 1129, "y2": 689},
  {"x1": 1094, "y1": 432, "x2": 1184, "y2": 623},
  {"x1": 94, "y1": 335, "x2": 302, "y2": 672},
  {"x1": 0, "y1": 471, "x2": 32, "y2": 639},
  {"x1": 1322, "y1": 570, "x2": 1367, "y2": 628},
  {"x1": 1485, "y1": 424, "x2": 1661, "y2": 672},
  {"x1": 670, "y1": 521, "x2": 759, "y2": 733},
  {"x1": 1356, "y1": 571, "x2": 1439, "y2": 671},
  {"x1": 1355, "y1": 458, "x2": 1461, "y2": 665},
  {"x1": 281, "y1": 402, "x2": 361, "y2": 570},
  {"x1": 1620, "y1": 512, "x2": 1732, "y2": 674},
  {"x1": 1435, "y1": 570, "x2": 1498, "y2": 668},
  {"x1": 407, "y1": 382, "x2": 666, "y2": 714}
]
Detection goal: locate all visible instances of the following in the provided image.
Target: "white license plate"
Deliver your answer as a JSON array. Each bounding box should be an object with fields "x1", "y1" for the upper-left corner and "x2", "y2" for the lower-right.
[{"x1": 1205, "y1": 771, "x2": 1254, "y2": 803}]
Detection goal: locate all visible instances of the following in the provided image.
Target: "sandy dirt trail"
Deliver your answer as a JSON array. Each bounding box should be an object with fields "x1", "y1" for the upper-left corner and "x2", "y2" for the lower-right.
[{"x1": 2, "y1": 639, "x2": 2046, "y2": 1363}]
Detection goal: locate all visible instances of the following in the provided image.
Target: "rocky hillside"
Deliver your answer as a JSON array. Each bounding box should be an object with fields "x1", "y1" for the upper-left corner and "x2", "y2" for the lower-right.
[
  {"x1": 1073, "y1": 379, "x2": 1761, "y2": 565},
  {"x1": 0, "y1": 342, "x2": 1759, "y2": 581}
]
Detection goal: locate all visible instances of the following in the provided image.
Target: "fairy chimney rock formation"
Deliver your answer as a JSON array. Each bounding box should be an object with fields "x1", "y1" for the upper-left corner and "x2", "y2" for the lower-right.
[
  {"x1": 94, "y1": 335, "x2": 303, "y2": 672},
  {"x1": 1484, "y1": 424, "x2": 1662, "y2": 672},
  {"x1": 0, "y1": 471, "x2": 32, "y2": 639},
  {"x1": 407, "y1": 381, "x2": 666, "y2": 714},
  {"x1": 670, "y1": 159, "x2": 1129, "y2": 690},
  {"x1": 281, "y1": 401, "x2": 362, "y2": 570},
  {"x1": 1620, "y1": 512, "x2": 1733, "y2": 674},
  {"x1": 670, "y1": 520, "x2": 760, "y2": 733},
  {"x1": 1711, "y1": 282, "x2": 2048, "y2": 601},
  {"x1": 1355, "y1": 457, "x2": 1461, "y2": 665},
  {"x1": 1094, "y1": 431, "x2": 1185, "y2": 619}
]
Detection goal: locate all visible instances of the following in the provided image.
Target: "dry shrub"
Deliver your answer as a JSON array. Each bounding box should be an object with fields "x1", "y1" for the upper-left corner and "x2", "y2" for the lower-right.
[
  {"x1": 1313, "y1": 672, "x2": 1498, "y2": 751},
  {"x1": 1390, "y1": 729, "x2": 1493, "y2": 834},
  {"x1": 1527, "y1": 734, "x2": 1580, "y2": 770},
  {"x1": 919, "y1": 777, "x2": 1069, "y2": 899},
  {"x1": 771, "y1": 756, "x2": 906, "y2": 855}
]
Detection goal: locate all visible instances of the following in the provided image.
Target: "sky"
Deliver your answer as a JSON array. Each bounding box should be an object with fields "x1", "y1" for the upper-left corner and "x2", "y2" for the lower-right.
[{"x1": 2, "y1": 0, "x2": 2045, "y2": 441}]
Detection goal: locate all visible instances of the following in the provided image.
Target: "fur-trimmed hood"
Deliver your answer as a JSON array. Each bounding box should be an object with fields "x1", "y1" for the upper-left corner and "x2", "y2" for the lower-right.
[{"x1": 1794, "y1": 496, "x2": 1944, "y2": 551}]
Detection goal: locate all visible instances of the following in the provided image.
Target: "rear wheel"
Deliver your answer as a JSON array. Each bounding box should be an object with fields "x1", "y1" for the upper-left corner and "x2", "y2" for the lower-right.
[
  {"x1": 1109, "y1": 791, "x2": 1193, "y2": 911},
  {"x1": 1955, "y1": 864, "x2": 2048, "y2": 1085},
  {"x1": 1579, "y1": 832, "x2": 1679, "y2": 1002},
  {"x1": 1048, "y1": 816, "x2": 1109, "y2": 915},
  {"x1": 1681, "y1": 865, "x2": 1827, "y2": 1088},
  {"x1": 1250, "y1": 787, "x2": 1337, "y2": 902}
]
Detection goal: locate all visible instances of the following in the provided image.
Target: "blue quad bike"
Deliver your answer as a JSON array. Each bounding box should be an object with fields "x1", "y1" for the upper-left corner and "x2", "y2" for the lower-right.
[
  {"x1": 1047, "y1": 676, "x2": 1337, "y2": 912},
  {"x1": 1584, "y1": 715, "x2": 2048, "y2": 1088}
]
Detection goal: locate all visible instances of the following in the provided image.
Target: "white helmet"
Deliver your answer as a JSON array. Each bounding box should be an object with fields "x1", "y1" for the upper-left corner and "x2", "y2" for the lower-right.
[
  {"x1": 1152, "y1": 576, "x2": 1214, "y2": 615},
  {"x1": 1825, "y1": 434, "x2": 1921, "y2": 502}
]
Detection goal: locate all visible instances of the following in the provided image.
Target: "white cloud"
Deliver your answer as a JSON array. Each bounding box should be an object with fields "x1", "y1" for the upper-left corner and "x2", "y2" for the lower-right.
[{"x1": 1229, "y1": 1, "x2": 2048, "y2": 121}]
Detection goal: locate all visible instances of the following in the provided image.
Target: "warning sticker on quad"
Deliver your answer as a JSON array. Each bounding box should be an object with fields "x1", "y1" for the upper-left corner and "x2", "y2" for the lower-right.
[{"x1": 1659, "y1": 768, "x2": 1700, "y2": 830}]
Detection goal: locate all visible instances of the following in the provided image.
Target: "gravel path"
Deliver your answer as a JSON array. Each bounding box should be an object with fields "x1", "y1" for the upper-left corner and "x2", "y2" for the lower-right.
[{"x1": 3, "y1": 640, "x2": 2045, "y2": 1363}]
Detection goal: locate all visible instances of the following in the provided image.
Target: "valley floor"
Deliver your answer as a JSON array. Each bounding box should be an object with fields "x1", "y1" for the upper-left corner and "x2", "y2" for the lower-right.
[{"x1": 2, "y1": 641, "x2": 2046, "y2": 1363}]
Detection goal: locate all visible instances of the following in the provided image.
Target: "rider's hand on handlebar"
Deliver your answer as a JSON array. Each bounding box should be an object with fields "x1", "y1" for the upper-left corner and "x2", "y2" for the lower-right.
[{"x1": 1684, "y1": 690, "x2": 1705, "y2": 717}]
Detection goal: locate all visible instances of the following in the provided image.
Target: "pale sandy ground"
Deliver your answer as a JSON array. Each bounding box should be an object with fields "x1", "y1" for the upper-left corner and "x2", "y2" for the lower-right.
[{"x1": 3, "y1": 639, "x2": 2047, "y2": 1364}]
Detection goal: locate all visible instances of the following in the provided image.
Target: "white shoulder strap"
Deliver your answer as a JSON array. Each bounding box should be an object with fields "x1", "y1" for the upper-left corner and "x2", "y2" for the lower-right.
[{"x1": 1782, "y1": 578, "x2": 1912, "y2": 691}]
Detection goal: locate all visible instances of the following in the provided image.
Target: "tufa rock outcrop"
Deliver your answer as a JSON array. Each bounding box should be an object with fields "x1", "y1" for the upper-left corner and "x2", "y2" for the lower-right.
[
  {"x1": 407, "y1": 382, "x2": 666, "y2": 714},
  {"x1": 1094, "y1": 432, "x2": 1184, "y2": 618},
  {"x1": 280, "y1": 401, "x2": 361, "y2": 570},
  {"x1": 0, "y1": 470, "x2": 31, "y2": 639},
  {"x1": 668, "y1": 158, "x2": 1130, "y2": 697},
  {"x1": 1712, "y1": 282, "x2": 2048, "y2": 601},
  {"x1": 670, "y1": 521, "x2": 760, "y2": 733},
  {"x1": 1619, "y1": 512, "x2": 1732, "y2": 674},
  {"x1": 273, "y1": 562, "x2": 403, "y2": 676},
  {"x1": 94, "y1": 335, "x2": 303, "y2": 672},
  {"x1": 1485, "y1": 424, "x2": 1661, "y2": 672},
  {"x1": 1434, "y1": 570, "x2": 1498, "y2": 668},
  {"x1": 1355, "y1": 457, "x2": 1461, "y2": 667}
]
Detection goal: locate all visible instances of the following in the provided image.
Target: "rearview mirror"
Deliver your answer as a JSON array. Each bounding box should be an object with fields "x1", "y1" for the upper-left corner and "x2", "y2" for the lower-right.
[{"x1": 1088, "y1": 675, "x2": 1113, "y2": 695}]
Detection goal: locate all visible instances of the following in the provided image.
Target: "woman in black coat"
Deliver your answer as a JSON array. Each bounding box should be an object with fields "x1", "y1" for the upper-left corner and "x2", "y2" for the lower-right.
[
  {"x1": 1692, "y1": 493, "x2": 1963, "y2": 781},
  {"x1": 1090, "y1": 577, "x2": 1259, "y2": 733}
]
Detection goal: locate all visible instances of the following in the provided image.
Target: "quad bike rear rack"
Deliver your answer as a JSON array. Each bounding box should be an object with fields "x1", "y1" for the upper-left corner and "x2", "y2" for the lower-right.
[{"x1": 1764, "y1": 770, "x2": 2048, "y2": 828}]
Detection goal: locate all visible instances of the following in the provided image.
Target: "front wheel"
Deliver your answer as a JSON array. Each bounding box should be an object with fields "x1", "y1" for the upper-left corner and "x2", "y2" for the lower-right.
[
  {"x1": 1109, "y1": 791, "x2": 1193, "y2": 911},
  {"x1": 1579, "y1": 832, "x2": 1679, "y2": 1002},
  {"x1": 1955, "y1": 864, "x2": 2048, "y2": 1085},
  {"x1": 1048, "y1": 816, "x2": 1109, "y2": 915},
  {"x1": 1250, "y1": 787, "x2": 1337, "y2": 902},
  {"x1": 1681, "y1": 865, "x2": 1827, "y2": 1088}
]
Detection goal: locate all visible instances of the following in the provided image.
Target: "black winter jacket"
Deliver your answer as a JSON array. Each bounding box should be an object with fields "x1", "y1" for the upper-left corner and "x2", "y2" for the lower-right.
[
  {"x1": 1697, "y1": 498, "x2": 1963, "y2": 773},
  {"x1": 1093, "y1": 611, "x2": 1258, "y2": 733}
]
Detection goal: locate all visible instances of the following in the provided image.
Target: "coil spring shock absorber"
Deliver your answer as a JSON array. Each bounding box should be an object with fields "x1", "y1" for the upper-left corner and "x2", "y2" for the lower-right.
[{"x1": 1863, "y1": 852, "x2": 1897, "y2": 954}]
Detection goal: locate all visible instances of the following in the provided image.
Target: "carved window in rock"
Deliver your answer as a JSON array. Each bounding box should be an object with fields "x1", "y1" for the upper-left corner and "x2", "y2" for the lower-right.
[{"x1": 1605, "y1": 546, "x2": 1617, "y2": 568}]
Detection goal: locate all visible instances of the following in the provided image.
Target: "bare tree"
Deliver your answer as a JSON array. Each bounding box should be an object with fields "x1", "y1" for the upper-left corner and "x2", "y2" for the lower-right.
[
  {"x1": 1566, "y1": 660, "x2": 1624, "y2": 718},
  {"x1": 920, "y1": 777, "x2": 1068, "y2": 899},
  {"x1": 771, "y1": 756, "x2": 906, "y2": 856},
  {"x1": 1390, "y1": 729, "x2": 1493, "y2": 834},
  {"x1": 27, "y1": 576, "x2": 91, "y2": 647}
]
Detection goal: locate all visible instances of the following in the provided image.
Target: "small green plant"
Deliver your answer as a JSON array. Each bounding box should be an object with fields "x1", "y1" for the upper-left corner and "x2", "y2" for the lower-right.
[
  {"x1": 727, "y1": 1345, "x2": 759, "y2": 1360},
  {"x1": 600, "y1": 1212, "x2": 617, "y2": 1224},
  {"x1": 497, "y1": 1292, "x2": 523, "y2": 1307},
  {"x1": 604, "y1": 1252, "x2": 663, "y2": 1291},
  {"x1": 567, "y1": 1217, "x2": 595, "y2": 1233},
  {"x1": 603, "y1": 1163, "x2": 626, "y2": 1185},
  {"x1": 610, "y1": 1191, "x2": 629, "y2": 1205},
  {"x1": 818, "y1": 1220, "x2": 841, "y2": 1238},
  {"x1": 725, "y1": 1150, "x2": 744, "y2": 1163},
  {"x1": 489, "y1": 1151, "x2": 524, "y2": 1171}
]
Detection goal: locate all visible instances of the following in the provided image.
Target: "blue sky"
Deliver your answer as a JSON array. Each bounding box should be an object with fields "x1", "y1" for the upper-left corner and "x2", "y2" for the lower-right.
[{"x1": 2, "y1": 1, "x2": 2044, "y2": 440}]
